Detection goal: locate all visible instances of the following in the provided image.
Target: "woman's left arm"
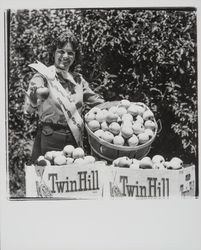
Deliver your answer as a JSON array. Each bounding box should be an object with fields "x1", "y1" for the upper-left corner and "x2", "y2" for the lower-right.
[{"x1": 81, "y1": 76, "x2": 104, "y2": 108}]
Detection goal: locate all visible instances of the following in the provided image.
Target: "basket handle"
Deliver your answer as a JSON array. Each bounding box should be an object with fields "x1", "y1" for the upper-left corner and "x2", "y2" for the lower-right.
[
  {"x1": 136, "y1": 102, "x2": 147, "y2": 108},
  {"x1": 100, "y1": 145, "x2": 103, "y2": 154},
  {"x1": 156, "y1": 119, "x2": 162, "y2": 134}
]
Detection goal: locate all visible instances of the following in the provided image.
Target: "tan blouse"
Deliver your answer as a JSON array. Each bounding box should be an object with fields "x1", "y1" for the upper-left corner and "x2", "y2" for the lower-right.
[{"x1": 24, "y1": 67, "x2": 104, "y2": 126}]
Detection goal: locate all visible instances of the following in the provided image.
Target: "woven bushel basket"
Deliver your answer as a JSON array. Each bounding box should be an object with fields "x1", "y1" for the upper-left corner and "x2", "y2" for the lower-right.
[{"x1": 85, "y1": 101, "x2": 158, "y2": 163}]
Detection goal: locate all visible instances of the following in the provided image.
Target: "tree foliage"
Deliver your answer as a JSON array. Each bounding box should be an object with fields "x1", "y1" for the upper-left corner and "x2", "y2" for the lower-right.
[{"x1": 8, "y1": 8, "x2": 198, "y2": 197}]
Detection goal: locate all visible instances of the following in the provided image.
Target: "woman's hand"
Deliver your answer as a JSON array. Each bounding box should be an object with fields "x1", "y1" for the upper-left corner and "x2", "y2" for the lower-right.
[
  {"x1": 36, "y1": 87, "x2": 50, "y2": 100},
  {"x1": 24, "y1": 86, "x2": 49, "y2": 108},
  {"x1": 28, "y1": 86, "x2": 38, "y2": 106}
]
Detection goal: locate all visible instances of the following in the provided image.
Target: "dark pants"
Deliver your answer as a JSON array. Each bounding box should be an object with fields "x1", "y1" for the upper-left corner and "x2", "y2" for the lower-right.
[{"x1": 31, "y1": 124, "x2": 77, "y2": 163}]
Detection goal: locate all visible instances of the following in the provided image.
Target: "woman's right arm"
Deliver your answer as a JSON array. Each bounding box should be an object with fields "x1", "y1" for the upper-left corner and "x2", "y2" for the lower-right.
[{"x1": 24, "y1": 73, "x2": 45, "y2": 114}]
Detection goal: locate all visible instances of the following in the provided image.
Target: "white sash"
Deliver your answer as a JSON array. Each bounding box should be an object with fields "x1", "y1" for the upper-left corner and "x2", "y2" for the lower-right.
[{"x1": 29, "y1": 61, "x2": 84, "y2": 147}]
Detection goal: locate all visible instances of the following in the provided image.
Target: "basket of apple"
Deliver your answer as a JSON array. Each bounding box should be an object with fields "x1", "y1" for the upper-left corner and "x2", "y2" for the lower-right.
[
  {"x1": 85, "y1": 100, "x2": 158, "y2": 163},
  {"x1": 34, "y1": 145, "x2": 97, "y2": 167},
  {"x1": 112, "y1": 155, "x2": 184, "y2": 170}
]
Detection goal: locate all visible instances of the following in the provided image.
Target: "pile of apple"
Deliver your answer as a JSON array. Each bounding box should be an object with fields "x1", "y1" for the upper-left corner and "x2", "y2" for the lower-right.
[
  {"x1": 85, "y1": 100, "x2": 157, "y2": 147},
  {"x1": 35, "y1": 145, "x2": 96, "y2": 166},
  {"x1": 112, "y1": 155, "x2": 184, "y2": 170}
]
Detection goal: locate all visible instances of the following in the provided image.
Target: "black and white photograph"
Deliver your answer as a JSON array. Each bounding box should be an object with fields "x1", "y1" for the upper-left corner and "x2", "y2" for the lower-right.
[
  {"x1": 1, "y1": 1, "x2": 201, "y2": 250},
  {"x1": 6, "y1": 7, "x2": 198, "y2": 199}
]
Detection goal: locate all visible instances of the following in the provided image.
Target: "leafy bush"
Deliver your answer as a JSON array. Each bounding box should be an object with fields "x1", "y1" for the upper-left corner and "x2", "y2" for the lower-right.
[{"x1": 8, "y1": 8, "x2": 198, "y2": 197}]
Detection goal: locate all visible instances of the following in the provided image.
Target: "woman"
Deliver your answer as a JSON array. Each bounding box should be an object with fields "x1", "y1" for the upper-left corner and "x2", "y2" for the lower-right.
[{"x1": 24, "y1": 30, "x2": 104, "y2": 162}]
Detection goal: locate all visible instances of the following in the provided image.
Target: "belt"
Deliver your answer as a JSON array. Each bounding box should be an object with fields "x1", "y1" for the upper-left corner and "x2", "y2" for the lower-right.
[{"x1": 40, "y1": 122, "x2": 70, "y2": 131}]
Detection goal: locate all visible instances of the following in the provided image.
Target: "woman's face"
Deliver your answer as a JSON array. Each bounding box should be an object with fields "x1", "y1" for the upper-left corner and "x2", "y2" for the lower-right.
[{"x1": 54, "y1": 42, "x2": 75, "y2": 71}]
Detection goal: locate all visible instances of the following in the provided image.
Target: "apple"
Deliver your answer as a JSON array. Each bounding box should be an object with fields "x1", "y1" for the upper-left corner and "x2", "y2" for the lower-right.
[
  {"x1": 127, "y1": 134, "x2": 139, "y2": 147},
  {"x1": 108, "y1": 106, "x2": 118, "y2": 113},
  {"x1": 37, "y1": 155, "x2": 45, "y2": 161},
  {"x1": 144, "y1": 128, "x2": 154, "y2": 138},
  {"x1": 84, "y1": 155, "x2": 96, "y2": 164},
  {"x1": 63, "y1": 145, "x2": 75, "y2": 157},
  {"x1": 121, "y1": 125, "x2": 133, "y2": 139},
  {"x1": 136, "y1": 105, "x2": 146, "y2": 116},
  {"x1": 113, "y1": 158, "x2": 120, "y2": 167},
  {"x1": 119, "y1": 99, "x2": 131, "y2": 109},
  {"x1": 139, "y1": 157, "x2": 153, "y2": 169},
  {"x1": 74, "y1": 158, "x2": 86, "y2": 165},
  {"x1": 106, "y1": 111, "x2": 119, "y2": 123},
  {"x1": 90, "y1": 107, "x2": 101, "y2": 115},
  {"x1": 44, "y1": 151, "x2": 55, "y2": 161},
  {"x1": 113, "y1": 134, "x2": 125, "y2": 146},
  {"x1": 66, "y1": 157, "x2": 74, "y2": 165},
  {"x1": 135, "y1": 115, "x2": 144, "y2": 124},
  {"x1": 44, "y1": 159, "x2": 51, "y2": 166},
  {"x1": 116, "y1": 107, "x2": 127, "y2": 118},
  {"x1": 95, "y1": 109, "x2": 108, "y2": 123},
  {"x1": 118, "y1": 156, "x2": 132, "y2": 168},
  {"x1": 138, "y1": 132, "x2": 150, "y2": 144},
  {"x1": 121, "y1": 119, "x2": 133, "y2": 128},
  {"x1": 94, "y1": 129, "x2": 104, "y2": 139},
  {"x1": 101, "y1": 121, "x2": 109, "y2": 131},
  {"x1": 36, "y1": 87, "x2": 49, "y2": 100},
  {"x1": 143, "y1": 110, "x2": 154, "y2": 121},
  {"x1": 127, "y1": 104, "x2": 139, "y2": 116},
  {"x1": 122, "y1": 113, "x2": 133, "y2": 122},
  {"x1": 109, "y1": 122, "x2": 121, "y2": 135},
  {"x1": 144, "y1": 120, "x2": 156, "y2": 131},
  {"x1": 52, "y1": 151, "x2": 64, "y2": 158},
  {"x1": 171, "y1": 157, "x2": 183, "y2": 164},
  {"x1": 54, "y1": 155, "x2": 67, "y2": 166},
  {"x1": 152, "y1": 155, "x2": 165, "y2": 165},
  {"x1": 48, "y1": 151, "x2": 58, "y2": 159},
  {"x1": 36, "y1": 158, "x2": 51, "y2": 166},
  {"x1": 169, "y1": 157, "x2": 183, "y2": 170},
  {"x1": 130, "y1": 159, "x2": 140, "y2": 169},
  {"x1": 164, "y1": 161, "x2": 171, "y2": 169},
  {"x1": 36, "y1": 159, "x2": 48, "y2": 166},
  {"x1": 72, "y1": 147, "x2": 85, "y2": 159},
  {"x1": 101, "y1": 131, "x2": 114, "y2": 143},
  {"x1": 132, "y1": 122, "x2": 145, "y2": 135},
  {"x1": 153, "y1": 163, "x2": 166, "y2": 170},
  {"x1": 88, "y1": 120, "x2": 100, "y2": 132},
  {"x1": 84, "y1": 112, "x2": 96, "y2": 123}
]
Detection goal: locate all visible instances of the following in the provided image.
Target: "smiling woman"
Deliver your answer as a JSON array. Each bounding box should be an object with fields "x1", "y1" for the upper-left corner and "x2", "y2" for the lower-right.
[
  {"x1": 24, "y1": 30, "x2": 104, "y2": 162},
  {"x1": 55, "y1": 44, "x2": 75, "y2": 71},
  {"x1": 54, "y1": 40, "x2": 76, "y2": 71},
  {"x1": 51, "y1": 30, "x2": 80, "y2": 67}
]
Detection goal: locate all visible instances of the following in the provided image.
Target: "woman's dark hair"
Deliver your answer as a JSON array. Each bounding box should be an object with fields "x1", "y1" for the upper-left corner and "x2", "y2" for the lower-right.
[
  {"x1": 53, "y1": 30, "x2": 79, "y2": 52},
  {"x1": 48, "y1": 30, "x2": 81, "y2": 70}
]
